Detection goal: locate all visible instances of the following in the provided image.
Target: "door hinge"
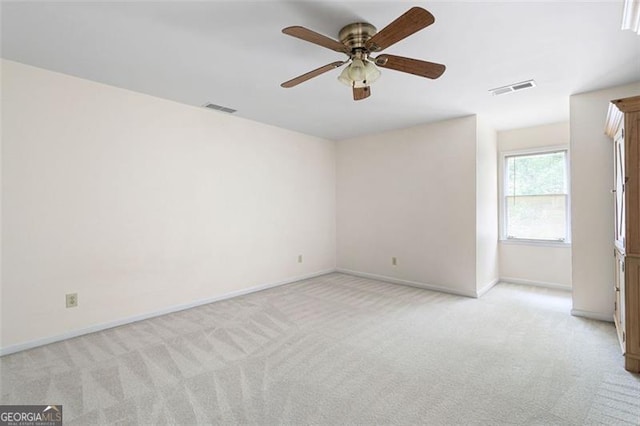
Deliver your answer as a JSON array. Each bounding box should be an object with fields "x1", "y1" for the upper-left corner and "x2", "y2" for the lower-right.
[
  {"x1": 622, "y1": 262, "x2": 625, "y2": 273},
  {"x1": 623, "y1": 331, "x2": 626, "y2": 343}
]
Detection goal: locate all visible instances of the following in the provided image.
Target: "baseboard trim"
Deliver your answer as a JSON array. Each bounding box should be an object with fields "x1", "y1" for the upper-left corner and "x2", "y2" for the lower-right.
[
  {"x1": 0, "y1": 269, "x2": 336, "y2": 356},
  {"x1": 336, "y1": 268, "x2": 477, "y2": 298},
  {"x1": 571, "y1": 309, "x2": 614, "y2": 323},
  {"x1": 476, "y1": 278, "x2": 499, "y2": 298},
  {"x1": 499, "y1": 277, "x2": 571, "y2": 291}
]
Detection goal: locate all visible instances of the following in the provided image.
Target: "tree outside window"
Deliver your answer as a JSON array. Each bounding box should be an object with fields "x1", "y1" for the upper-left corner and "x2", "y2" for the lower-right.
[{"x1": 504, "y1": 150, "x2": 569, "y2": 242}]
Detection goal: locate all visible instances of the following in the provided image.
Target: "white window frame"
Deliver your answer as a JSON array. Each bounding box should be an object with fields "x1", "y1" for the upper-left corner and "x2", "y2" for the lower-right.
[{"x1": 499, "y1": 145, "x2": 571, "y2": 246}]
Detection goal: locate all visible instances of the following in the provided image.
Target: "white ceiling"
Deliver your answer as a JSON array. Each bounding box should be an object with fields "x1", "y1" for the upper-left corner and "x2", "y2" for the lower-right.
[{"x1": 2, "y1": 1, "x2": 639, "y2": 140}]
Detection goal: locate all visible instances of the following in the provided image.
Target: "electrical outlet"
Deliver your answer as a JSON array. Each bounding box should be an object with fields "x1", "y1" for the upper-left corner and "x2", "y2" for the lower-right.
[
  {"x1": 66, "y1": 293, "x2": 78, "y2": 308},
  {"x1": 298, "y1": 254, "x2": 303, "y2": 263},
  {"x1": 392, "y1": 257, "x2": 398, "y2": 266}
]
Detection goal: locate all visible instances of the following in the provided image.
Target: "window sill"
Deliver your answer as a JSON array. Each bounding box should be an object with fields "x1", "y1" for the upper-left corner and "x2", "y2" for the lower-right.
[{"x1": 499, "y1": 239, "x2": 572, "y2": 248}]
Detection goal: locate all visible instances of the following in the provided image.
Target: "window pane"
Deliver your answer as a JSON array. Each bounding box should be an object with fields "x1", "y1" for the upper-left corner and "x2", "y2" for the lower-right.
[
  {"x1": 506, "y1": 195, "x2": 567, "y2": 240},
  {"x1": 506, "y1": 152, "x2": 566, "y2": 196}
]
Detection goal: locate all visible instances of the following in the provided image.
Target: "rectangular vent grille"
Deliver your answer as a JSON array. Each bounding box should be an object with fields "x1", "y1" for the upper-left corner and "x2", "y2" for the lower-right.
[
  {"x1": 203, "y1": 103, "x2": 237, "y2": 114},
  {"x1": 489, "y1": 79, "x2": 536, "y2": 96}
]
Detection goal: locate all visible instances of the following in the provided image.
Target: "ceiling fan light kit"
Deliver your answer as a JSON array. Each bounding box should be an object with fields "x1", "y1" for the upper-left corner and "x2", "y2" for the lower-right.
[
  {"x1": 337, "y1": 55, "x2": 381, "y2": 87},
  {"x1": 280, "y1": 7, "x2": 446, "y2": 101}
]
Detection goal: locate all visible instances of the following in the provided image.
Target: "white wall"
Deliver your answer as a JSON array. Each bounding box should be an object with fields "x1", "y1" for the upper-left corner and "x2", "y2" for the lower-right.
[
  {"x1": 500, "y1": 244, "x2": 572, "y2": 288},
  {"x1": 336, "y1": 116, "x2": 479, "y2": 297},
  {"x1": 499, "y1": 122, "x2": 569, "y2": 152},
  {"x1": 497, "y1": 122, "x2": 572, "y2": 288},
  {"x1": 1, "y1": 60, "x2": 336, "y2": 351},
  {"x1": 570, "y1": 82, "x2": 640, "y2": 320},
  {"x1": 476, "y1": 118, "x2": 499, "y2": 294}
]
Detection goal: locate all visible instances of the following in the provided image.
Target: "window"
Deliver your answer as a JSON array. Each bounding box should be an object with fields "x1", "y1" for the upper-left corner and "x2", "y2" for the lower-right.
[{"x1": 501, "y1": 147, "x2": 570, "y2": 243}]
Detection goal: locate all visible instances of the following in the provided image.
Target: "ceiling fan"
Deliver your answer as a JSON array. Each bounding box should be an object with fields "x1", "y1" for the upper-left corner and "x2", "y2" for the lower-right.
[{"x1": 280, "y1": 7, "x2": 446, "y2": 101}]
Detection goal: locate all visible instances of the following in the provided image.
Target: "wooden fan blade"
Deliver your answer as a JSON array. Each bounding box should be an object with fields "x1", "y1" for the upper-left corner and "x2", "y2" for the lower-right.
[
  {"x1": 365, "y1": 7, "x2": 435, "y2": 52},
  {"x1": 281, "y1": 61, "x2": 346, "y2": 88},
  {"x1": 282, "y1": 26, "x2": 349, "y2": 53},
  {"x1": 353, "y1": 86, "x2": 371, "y2": 101},
  {"x1": 375, "y1": 54, "x2": 445, "y2": 79}
]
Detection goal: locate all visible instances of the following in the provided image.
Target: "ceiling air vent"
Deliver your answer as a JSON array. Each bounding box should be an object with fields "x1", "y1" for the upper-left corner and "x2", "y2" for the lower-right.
[
  {"x1": 489, "y1": 79, "x2": 536, "y2": 96},
  {"x1": 203, "y1": 102, "x2": 237, "y2": 114}
]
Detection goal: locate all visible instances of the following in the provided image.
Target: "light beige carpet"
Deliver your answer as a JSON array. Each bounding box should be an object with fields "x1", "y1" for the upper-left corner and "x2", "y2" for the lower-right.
[{"x1": 1, "y1": 273, "x2": 639, "y2": 425}]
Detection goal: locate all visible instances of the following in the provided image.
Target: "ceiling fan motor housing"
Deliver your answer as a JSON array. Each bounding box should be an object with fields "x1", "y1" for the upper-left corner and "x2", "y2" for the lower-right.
[{"x1": 339, "y1": 23, "x2": 377, "y2": 53}]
